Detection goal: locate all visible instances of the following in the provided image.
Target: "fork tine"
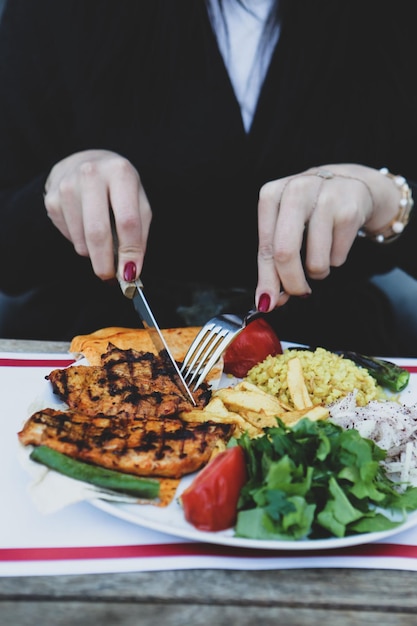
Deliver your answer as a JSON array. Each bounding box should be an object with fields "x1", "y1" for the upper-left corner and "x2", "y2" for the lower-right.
[
  {"x1": 183, "y1": 323, "x2": 229, "y2": 385},
  {"x1": 181, "y1": 316, "x2": 247, "y2": 390},
  {"x1": 180, "y1": 322, "x2": 217, "y2": 375},
  {"x1": 183, "y1": 326, "x2": 231, "y2": 387},
  {"x1": 180, "y1": 312, "x2": 257, "y2": 391},
  {"x1": 191, "y1": 330, "x2": 240, "y2": 390}
]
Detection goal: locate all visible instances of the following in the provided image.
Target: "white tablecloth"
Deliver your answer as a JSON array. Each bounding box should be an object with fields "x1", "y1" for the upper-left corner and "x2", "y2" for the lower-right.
[{"x1": 3, "y1": 353, "x2": 417, "y2": 577}]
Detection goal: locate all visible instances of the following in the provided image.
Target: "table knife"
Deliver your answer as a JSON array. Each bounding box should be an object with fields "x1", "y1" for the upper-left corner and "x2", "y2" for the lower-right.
[{"x1": 118, "y1": 276, "x2": 196, "y2": 406}]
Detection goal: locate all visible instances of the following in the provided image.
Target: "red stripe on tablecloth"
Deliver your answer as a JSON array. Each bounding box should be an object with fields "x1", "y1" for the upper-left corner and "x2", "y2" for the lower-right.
[
  {"x1": 0, "y1": 357, "x2": 415, "y2": 374},
  {"x1": 0, "y1": 358, "x2": 75, "y2": 367},
  {"x1": 1, "y1": 542, "x2": 417, "y2": 562},
  {"x1": 1, "y1": 359, "x2": 415, "y2": 371}
]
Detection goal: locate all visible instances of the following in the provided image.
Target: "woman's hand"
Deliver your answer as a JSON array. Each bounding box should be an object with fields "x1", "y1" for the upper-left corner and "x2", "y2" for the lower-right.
[
  {"x1": 255, "y1": 163, "x2": 401, "y2": 311},
  {"x1": 43, "y1": 150, "x2": 152, "y2": 282}
]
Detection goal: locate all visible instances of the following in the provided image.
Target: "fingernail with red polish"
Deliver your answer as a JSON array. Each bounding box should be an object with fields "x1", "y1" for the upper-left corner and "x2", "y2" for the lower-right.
[
  {"x1": 123, "y1": 261, "x2": 136, "y2": 282},
  {"x1": 299, "y1": 292, "x2": 311, "y2": 299},
  {"x1": 258, "y1": 293, "x2": 271, "y2": 312}
]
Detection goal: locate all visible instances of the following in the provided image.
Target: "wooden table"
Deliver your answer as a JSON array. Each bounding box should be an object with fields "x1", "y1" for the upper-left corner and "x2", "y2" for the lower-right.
[{"x1": 2, "y1": 338, "x2": 417, "y2": 625}]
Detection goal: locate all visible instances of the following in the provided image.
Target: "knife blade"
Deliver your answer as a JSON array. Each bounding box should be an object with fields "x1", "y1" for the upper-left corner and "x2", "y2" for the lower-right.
[{"x1": 118, "y1": 276, "x2": 196, "y2": 406}]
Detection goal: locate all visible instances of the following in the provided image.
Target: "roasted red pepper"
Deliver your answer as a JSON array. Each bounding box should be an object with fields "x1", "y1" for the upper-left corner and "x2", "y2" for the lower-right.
[
  {"x1": 223, "y1": 317, "x2": 282, "y2": 378},
  {"x1": 180, "y1": 445, "x2": 247, "y2": 532}
]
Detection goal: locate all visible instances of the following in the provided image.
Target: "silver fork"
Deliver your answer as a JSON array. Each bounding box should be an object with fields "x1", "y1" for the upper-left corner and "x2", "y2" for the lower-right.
[{"x1": 180, "y1": 308, "x2": 260, "y2": 390}]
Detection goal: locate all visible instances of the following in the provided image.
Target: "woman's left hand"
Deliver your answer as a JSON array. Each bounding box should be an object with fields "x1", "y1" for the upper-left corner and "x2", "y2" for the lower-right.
[{"x1": 255, "y1": 163, "x2": 400, "y2": 311}]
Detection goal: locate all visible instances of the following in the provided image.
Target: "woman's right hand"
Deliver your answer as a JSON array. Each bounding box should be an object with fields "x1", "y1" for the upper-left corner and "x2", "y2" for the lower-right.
[{"x1": 43, "y1": 150, "x2": 152, "y2": 282}]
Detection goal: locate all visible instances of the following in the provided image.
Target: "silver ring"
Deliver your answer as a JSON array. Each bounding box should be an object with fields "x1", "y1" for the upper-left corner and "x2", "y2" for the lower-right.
[{"x1": 316, "y1": 169, "x2": 334, "y2": 179}]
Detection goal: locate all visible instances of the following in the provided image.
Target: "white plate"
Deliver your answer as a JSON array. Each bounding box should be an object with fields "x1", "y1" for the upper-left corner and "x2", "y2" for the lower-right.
[
  {"x1": 32, "y1": 346, "x2": 417, "y2": 551},
  {"x1": 91, "y1": 480, "x2": 417, "y2": 551}
]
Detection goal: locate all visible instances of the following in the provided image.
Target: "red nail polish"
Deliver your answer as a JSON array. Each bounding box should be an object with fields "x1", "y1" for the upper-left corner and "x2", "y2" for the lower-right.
[
  {"x1": 258, "y1": 293, "x2": 271, "y2": 313},
  {"x1": 123, "y1": 261, "x2": 136, "y2": 282}
]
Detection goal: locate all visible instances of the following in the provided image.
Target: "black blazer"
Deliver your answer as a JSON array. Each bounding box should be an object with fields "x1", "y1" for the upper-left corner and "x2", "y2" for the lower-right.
[{"x1": 0, "y1": 0, "x2": 416, "y2": 353}]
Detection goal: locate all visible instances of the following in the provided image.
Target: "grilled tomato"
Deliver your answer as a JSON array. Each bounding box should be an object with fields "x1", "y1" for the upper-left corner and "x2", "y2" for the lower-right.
[{"x1": 223, "y1": 317, "x2": 282, "y2": 378}]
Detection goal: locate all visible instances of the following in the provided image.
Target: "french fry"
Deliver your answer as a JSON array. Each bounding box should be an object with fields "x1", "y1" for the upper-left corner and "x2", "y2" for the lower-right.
[
  {"x1": 212, "y1": 384, "x2": 287, "y2": 432},
  {"x1": 180, "y1": 397, "x2": 262, "y2": 438},
  {"x1": 279, "y1": 405, "x2": 329, "y2": 427},
  {"x1": 287, "y1": 357, "x2": 313, "y2": 410},
  {"x1": 233, "y1": 380, "x2": 292, "y2": 410},
  {"x1": 215, "y1": 385, "x2": 287, "y2": 416},
  {"x1": 180, "y1": 404, "x2": 244, "y2": 426}
]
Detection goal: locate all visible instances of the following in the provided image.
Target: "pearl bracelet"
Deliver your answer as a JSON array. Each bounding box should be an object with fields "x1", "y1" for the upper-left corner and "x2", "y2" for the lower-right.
[{"x1": 357, "y1": 167, "x2": 414, "y2": 243}]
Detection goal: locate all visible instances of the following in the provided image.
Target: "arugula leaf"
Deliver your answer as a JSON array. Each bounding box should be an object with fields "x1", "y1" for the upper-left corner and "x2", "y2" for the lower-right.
[
  {"x1": 235, "y1": 495, "x2": 316, "y2": 541},
  {"x1": 235, "y1": 419, "x2": 417, "y2": 540},
  {"x1": 316, "y1": 476, "x2": 364, "y2": 537},
  {"x1": 350, "y1": 513, "x2": 404, "y2": 534}
]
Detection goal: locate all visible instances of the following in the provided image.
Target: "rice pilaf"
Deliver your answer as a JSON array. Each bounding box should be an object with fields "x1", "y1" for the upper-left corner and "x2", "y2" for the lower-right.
[{"x1": 246, "y1": 347, "x2": 381, "y2": 407}]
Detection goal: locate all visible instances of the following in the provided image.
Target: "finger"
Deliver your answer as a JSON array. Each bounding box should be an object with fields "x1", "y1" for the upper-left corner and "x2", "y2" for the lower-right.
[
  {"x1": 78, "y1": 161, "x2": 114, "y2": 279},
  {"x1": 59, "y1": 178, "x2": 92, "y2": 258},
  {"x1": 305, "y1": 178, "x2": 364, "y2": 278},
  {"x1": 328, "y1": 179, "x2": 369, "y2": 266},
  {"x1": 264, "y1": 177, "x2": 315, "y2": 296},
  {"x1": 43, "y1": 183, "x2": 74, "y2": 244},
  {"x1": 256, "y1": 179, "x2": 288, "y2": 308},
  {"x1": 302, "y1": 182, "x2": 334, "y2": 280},
  {"x1": 107, "y1": 158, "x2": 152, "y2": 280},
  {"x1": 254, "y1": 286, "x2": 291, "y2": 313}
]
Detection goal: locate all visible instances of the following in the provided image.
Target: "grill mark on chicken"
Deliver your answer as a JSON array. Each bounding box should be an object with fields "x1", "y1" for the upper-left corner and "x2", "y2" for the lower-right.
[
  {"x1": 18, "y1": 344, "x2": 232, "y2": 479},
  {"x1": 18, "y1": 407, "x2": 232, "y2": 478},
  {"x1": 47, "y1": 346, "x2": 210, "y2": 420}
]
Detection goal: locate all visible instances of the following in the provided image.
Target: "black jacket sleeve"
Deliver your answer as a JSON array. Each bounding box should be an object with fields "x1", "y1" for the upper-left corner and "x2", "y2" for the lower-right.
[{"x1": 0, "y1": 0, "x2": 80, "y2": 294}]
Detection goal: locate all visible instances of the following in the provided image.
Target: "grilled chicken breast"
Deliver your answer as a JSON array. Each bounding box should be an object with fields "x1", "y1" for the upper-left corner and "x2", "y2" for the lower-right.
[
  {"x1": 46, "y1": 345, "x2": 210, "y2": 419},
  {"x1": 18, "y1": 407, "x2": 232, "y2": 478}
]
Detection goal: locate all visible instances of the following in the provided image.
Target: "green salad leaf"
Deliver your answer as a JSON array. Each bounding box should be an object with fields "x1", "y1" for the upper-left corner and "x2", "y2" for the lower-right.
[{"x1": 235, "y1": 418, "x2": 417, "y2": 540}]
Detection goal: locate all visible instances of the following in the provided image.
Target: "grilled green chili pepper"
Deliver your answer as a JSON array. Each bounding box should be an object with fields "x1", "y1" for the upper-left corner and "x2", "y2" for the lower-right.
[{"x1": 30, "y1": 446, "x2": 160, "y2": 499}]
